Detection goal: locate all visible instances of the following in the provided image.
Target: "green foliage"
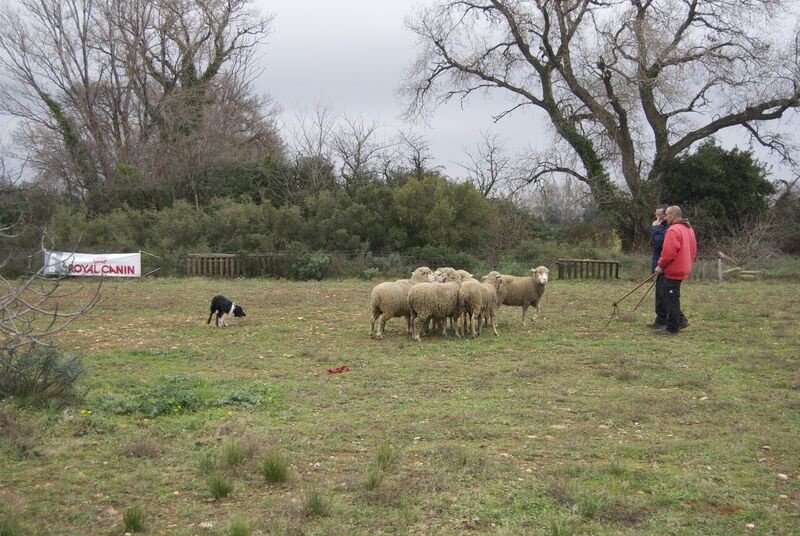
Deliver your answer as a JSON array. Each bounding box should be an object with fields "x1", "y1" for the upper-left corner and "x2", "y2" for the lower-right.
[
  {"x1": 260, "y1": 452, "x2": 290, "y2": 483},
  {"x1": 222, "y1": 439, "x2": 247, "y2": 467},
  {"x1": 304, "y1": 490, "x2": 331, "y2": 517},
  {"x1": 122, "y1": 505, "x2": 146, "y2": 533},
  {"x1": 208, "y1": 473, "x2": 234, "y2": 499},
  {"x1": 375, "y1": 443, "x2": 400, "y2": 471},
  {"x1": 0, "y1": 514, "x2": 28, "y2": 536},
  {"x1": 0, "y1": 346, "x2": 85, "y2": 408},
  {"x1": 664, "y1": 139, "x2": 775, "y2": 237},
  {"x1": 290, "y1": 253, "x2": 331, "y2": 281},
  {"x1": 363, "y1": 466, "x2": 381, "y2": 490},
  {"x1": 91, "y1": 375, "x2": 278, "y2": 418},
  {"x1": 227, "y1": 519, "x2": 251, "y2": 536}
]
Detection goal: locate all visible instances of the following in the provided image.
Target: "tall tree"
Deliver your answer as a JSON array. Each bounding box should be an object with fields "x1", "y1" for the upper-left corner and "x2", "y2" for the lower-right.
[
  {"x1": 663, "y1": 139, "x2": 775, "y2": 236},
  {"x1": 403, "y1": 0, "x2": 800, "y2": 245},
  {"x1": 0, "y1": 0, "x2": 279, "y2": 211}
]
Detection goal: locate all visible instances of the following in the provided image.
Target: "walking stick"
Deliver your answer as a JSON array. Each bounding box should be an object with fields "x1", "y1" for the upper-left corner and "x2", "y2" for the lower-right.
[{"x1": 605, "y1": 273, "x2": 657, "y2": 327}]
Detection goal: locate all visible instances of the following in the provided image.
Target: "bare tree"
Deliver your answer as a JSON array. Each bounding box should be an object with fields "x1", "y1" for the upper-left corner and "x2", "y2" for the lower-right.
[
  {"x1": 458, "y1": 131, "x2": 539, "y2": 197},
  {"x1": 0, "y1": 0, "x2": 278, "y2": 211},
  {"x1": 287, "y1": 101, "x2": 337, "y2": 198},
  {"x1": 403, "y1": 0, "x2": 800, "y2": 243},
  {"x1": 331, "y1": 115, "x2": 395, "y2": 194}
]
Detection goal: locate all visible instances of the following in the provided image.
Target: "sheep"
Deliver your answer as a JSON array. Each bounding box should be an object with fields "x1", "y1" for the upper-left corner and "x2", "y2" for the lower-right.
[
  {"x1": 407, "y1": 269, "x2": 463, "y2": 341},
  {"x1": 369, "y1": 266, "x2": 434, "y2": 339},
  {"x1": 458, "y1": 277, "x2": 482, "y2": 337},
  {"x1": 477, "y1": 271, "x2": 504, "y2": 336},
  {"x1": 500, "y1": 266, "x2": 549, "y2": 325}
]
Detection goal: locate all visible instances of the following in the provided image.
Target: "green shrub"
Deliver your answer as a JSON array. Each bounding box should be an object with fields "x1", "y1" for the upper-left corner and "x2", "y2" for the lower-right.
[
  {"x1": 198, "y1": 452, "x2": 219, "y2": 475},
  {"x1": 228, "y1": 519, "x2": 251, "y2": 536},
  {"x1": 0, "y1": 346, "x2": 85, "y2": 408},
  {"x1": 222, "y1": 439, "x2": 247, "y2": 467},
  {"x1": 122, "y1": 504, "x2": 146, "y2": 532},
  {"x1": 304, "y1": 490, "x2": 331, "y2": 517},
  {"x1": 364, "y1": 467, "x2": 381, "y2": 490},
  {"x1": 208, "y1": 473, "x2": 234, "y2": 499},
  {"x1": 290, "y1": 253, "x2": 330, "y2": 281},
  {"x1": 0, "y1": 514, "x2": 28, "y2": 536},
  {"x1": 375, "y1": 443, "x2": 399, "y2": 471},
  {"x1": 260, "y1": 452, "x2": 289, "y2": 483}
]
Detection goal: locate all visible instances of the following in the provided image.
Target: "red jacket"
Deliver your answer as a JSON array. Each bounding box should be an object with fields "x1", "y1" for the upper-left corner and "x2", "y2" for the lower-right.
[{"x1": 657, "y1": 220, "x2": 697, "y2": 280}]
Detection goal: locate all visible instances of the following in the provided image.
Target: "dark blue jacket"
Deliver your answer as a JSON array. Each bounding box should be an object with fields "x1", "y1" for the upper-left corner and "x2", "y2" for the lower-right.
[{"x1": 651, "y1": 222, "x2": 668, "y2": 272}]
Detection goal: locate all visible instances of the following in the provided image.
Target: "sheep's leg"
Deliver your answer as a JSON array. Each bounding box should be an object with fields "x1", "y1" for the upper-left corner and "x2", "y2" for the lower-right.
[
  {"x1": 412, "y1": 314, "x2": 424, "y2": 341},
  {"x1": 376, "y1": 314, "x2": 389, "y2": 339},
  {"x1": 490, "y1": 310, "x2": 499, "y2": 336},
  {"x1": 451, "y1": 315, "x2": 461, "y2": 338},
  {"x1": 405, "y1": 314, "x2": 413, "y2": 334},
  {"x1": 370, "y1": 311, "x2": 380, "y2": 337},
  {"x1": 521, "y1": 304, "x2": 529, "y2": 326},
  {"x1": 473, "y1": 306, "x2": 482, "y2": 336}
]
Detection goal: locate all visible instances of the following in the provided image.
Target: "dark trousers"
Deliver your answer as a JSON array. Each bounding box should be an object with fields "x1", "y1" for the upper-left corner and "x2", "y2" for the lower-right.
[
  {"x1": 663, "y1": 277, "x2": 688, "y2": 333},
  {"x1": 654, "y1": 273, "x2": 667, "y2": 325}
]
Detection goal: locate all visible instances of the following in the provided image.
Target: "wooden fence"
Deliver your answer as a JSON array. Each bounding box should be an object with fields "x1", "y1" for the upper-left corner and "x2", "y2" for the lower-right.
[
  {"x1": 556, "y1": 259, "x2": 620, "y2": 280},
  {"x1": 186, "y1": 254, "x2": 239, "y2": 277}
]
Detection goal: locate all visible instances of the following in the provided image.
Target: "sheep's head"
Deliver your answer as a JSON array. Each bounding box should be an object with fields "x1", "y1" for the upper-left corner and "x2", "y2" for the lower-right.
[
  {"x1": 436, "y1": 267, "x2": 461, "y2": 283},
  {"x1": 531, "y1": 266, "x2": 549, "y2": 285},
  {"x1": 411, "y1": 266, "x2": 435, "y2": 283},
  {"x1": 457, "y1": 269, "x2": 474, "y2": 281},
  {"x1": 483, "y1": 271, "x2": 503, "y2": 289}
]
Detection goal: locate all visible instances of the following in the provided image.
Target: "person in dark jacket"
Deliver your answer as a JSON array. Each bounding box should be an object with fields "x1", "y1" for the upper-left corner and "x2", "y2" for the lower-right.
[
  {"x1": 655, "y1": 206, "x2": 697, "y2": 334},
  {"x1": 650, "y1": 204, "x2": 669, "y2": 328}
]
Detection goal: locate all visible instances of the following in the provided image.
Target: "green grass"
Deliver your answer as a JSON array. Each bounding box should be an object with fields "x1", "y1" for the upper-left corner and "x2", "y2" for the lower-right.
[
  {"x1": 260, "y1": 452, "x2": 290, "y2": 483},
  {"x1": 121, "y1": 504, "x2": 145, "y2": 532},
  {"x1": 1, "y1": 277, "x2": 799, "y2": 534},
  {"x1": 207, "y1": 473, "x2": 234, "y2": 499}
]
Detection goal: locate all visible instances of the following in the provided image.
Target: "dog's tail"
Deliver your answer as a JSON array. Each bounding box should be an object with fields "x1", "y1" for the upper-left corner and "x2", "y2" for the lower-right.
[{"x1": 207, "y1": 310, "x2": 214, "y2": 324}]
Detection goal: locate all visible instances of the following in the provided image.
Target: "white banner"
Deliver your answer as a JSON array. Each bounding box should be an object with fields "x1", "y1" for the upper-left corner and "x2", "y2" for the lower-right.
[{"x1": 43, "y1": 251, "x2": 142, "y2": 278}]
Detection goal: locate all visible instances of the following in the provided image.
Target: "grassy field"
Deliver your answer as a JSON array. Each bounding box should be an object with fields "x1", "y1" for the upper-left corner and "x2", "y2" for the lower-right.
[{"x1": 1, "y1": 276, "x2": 799, "y2": 535}]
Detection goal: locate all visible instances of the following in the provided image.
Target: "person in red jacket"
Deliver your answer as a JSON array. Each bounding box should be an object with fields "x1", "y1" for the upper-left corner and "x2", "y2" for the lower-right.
[{"x1": 654, "y1": 205, "x2": 697, "y2": 334}]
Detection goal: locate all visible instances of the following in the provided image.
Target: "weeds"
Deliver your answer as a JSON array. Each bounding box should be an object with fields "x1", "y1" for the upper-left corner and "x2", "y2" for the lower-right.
[
  {"x1": 198, "y1": 452, "x2": 219, "y2": 475},
  {"x1": 260, "y1": 452, "x2": 289, "y2": 483},
  {"x1": 364, "y1": 466, "x2": 381, "y2": 490},
  {"x1": 122, "y1": 504, "x2": 145, "y2": 533},
  {"x1": 228, "y1": 519, "x2": 251, "y2": 536},
  {"x1": 208, "y1": 473, "x2": 234, "y2": 499},
  {"x1": 304, "y1": 490, "x2": 331, "y2": 517},
  {"x1": 375, "y1": 443, "x2": 399, "y2": 471},
  {"x1": 222, "y1": 438, "x2": 247, "y2": 467}
]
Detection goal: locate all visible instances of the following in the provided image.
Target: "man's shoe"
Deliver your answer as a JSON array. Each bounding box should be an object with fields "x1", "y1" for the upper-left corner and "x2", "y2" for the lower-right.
[
  {"x1": 678, "y1": 320, "x2": 689, "y2": 330},
  {"x1": 655, "y1": 328, "x2": 678, "y2": 335},
  {"x1": 648, "y1": 322, "x2": 667, "y2": 330}
]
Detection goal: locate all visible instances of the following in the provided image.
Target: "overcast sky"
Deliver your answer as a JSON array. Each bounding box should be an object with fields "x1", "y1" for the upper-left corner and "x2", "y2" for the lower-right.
[
  {"x1": 255, "y1": 0, "x2": 542, "y2": 179},
  {"x1": 256, "y1": 0, "x2": 796, "y2": 184}
]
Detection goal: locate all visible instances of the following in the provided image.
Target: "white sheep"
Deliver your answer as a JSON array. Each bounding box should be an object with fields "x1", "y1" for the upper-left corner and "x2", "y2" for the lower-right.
[
  {"x1": 407, "y1": 269, "x2": 463, "y2": 341},
  {"x1": 370, "y1": 266, "x2": 434, "y2": 339},
  {"x1": 458, "y1": 277, "x2": 482, "y2": 337},
  {"x1": 500, "y1": 266, "x2": 549, "y2": 325},
  {"x1": 477, "y1": 271, "x2": 504, "y2": 336}
]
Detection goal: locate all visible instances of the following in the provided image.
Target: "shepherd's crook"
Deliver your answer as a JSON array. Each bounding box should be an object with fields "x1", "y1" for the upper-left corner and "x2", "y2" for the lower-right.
[{"x1": 606, "y1": 273, "x2": 658, "y2": 326}]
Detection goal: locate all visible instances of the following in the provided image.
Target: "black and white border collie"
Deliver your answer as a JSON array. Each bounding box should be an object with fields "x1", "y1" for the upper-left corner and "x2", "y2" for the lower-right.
[{"x1": 207, "y1": 295, "x2": 246, "y2": 327}]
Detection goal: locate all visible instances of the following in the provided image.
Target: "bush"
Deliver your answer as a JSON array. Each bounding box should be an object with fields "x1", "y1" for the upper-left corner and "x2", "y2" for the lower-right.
[
  {"x1": 0, "y1": 346, "x2": 85, "y2": 408},
  {"x1": 290, "y1": 253, "x2": 331, "y2": 281}
]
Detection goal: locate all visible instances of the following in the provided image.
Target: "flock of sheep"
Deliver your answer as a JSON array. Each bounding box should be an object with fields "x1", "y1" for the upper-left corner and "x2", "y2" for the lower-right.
[{"x1": 369, "y1": 265, "x2": 550, "y2": 340}]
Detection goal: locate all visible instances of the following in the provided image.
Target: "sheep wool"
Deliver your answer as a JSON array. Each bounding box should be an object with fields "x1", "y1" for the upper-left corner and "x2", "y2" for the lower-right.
[
  {"x1": 500, "y1": 266, "x2": 549, "y2": 325},
  {"x1": 408, "y1": 269, "x2": 463, "y2": 341},
  {"x1": 370, "y1": 266, "x2": 434, "y2": 339}
]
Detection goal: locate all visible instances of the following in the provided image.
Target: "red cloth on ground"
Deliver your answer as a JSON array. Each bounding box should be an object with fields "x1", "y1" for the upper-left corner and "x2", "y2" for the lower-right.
[{"x1": 327, "y1": 365, "x2": 349, "y2": 374}]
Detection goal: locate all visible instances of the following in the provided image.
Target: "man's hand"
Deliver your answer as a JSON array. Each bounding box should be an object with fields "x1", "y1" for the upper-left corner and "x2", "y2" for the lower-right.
[{"x1": 655, "y1": 265, "x2": 663, "y2": 274}]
